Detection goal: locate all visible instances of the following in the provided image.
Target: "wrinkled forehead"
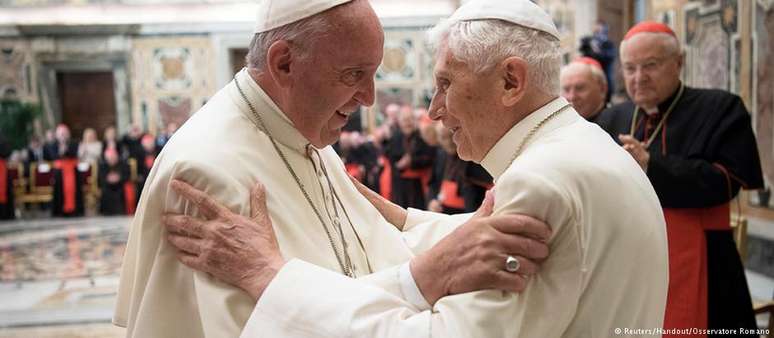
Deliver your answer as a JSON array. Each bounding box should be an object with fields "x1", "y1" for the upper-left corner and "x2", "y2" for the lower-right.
[
  {"x1": 621, "y1": 33, "x2": 677, "y2": 62},
  {"x1": 432, "y1": 42, "x2": 469, "y2": 79},
  {"x1": 316, "y1": 10, "x2": 383, "y2": 63}
]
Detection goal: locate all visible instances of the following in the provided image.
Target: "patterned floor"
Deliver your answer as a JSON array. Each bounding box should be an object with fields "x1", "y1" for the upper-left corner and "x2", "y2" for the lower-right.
[
  {"x1": 0, "y1": 217, "x2": 127, "y2": 282},
  {"x1": 0, "y1": 217, "x2": 130, "y2": 336}
]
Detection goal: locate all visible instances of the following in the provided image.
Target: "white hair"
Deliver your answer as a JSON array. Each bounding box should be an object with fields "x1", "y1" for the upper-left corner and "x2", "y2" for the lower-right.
[
  {"x1": 619, "y1": 32, "x2": 682, "y2": 60},
  {"x1": 246, "y1": 13, "x2": 333, "y2": 73},
  {"x1": 426, "y1": 19, "x2": 562, "y2": 95}
]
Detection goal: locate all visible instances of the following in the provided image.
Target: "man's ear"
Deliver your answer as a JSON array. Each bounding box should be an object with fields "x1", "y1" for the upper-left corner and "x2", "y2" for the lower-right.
[
  {"x1": 502, "y1": 56, "x2": 528, "y2": 107},
  {"x1": 676, "y1": 51, "x2": 685, "y2": 72},
  {"x1": 266, "y1": 40, "x2": 294, "y2": 88}
]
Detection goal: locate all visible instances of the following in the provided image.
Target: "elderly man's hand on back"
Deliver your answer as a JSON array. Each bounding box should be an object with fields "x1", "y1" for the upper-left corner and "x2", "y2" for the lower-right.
[{"x1": 163, "y1": 178, "x2": 551, "y2": 305}]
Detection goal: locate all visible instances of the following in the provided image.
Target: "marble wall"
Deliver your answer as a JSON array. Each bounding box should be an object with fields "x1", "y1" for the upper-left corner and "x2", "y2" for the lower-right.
[{"x1": 754, "y1": 0, "x2": 774, "y2": 207}]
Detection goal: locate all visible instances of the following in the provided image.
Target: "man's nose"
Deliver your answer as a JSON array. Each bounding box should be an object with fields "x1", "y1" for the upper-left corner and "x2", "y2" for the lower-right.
[
  {"x1": 354, "y1": 79, "x2": 376, "y2": 106},
  {"x1": 632, "y1": 68, "x2": 649, "y2": 84},
  {"x1": 428, "y1": 93, "x2": 444, "y2": 120},
  {"x1": 563, "y1": 90, "x2": 576, "y2": 102}
]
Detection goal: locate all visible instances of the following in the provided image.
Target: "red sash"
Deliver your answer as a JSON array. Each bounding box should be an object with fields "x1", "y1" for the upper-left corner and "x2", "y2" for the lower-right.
[
  {"x1": 345, "y1": 163, "x2": 363, "y2": 182},
  {"x1": 401, "y1": 168, "x2": 432, "y2": 195},
  {"x1": 124, "y1": 182, "x2": 136, "y2": 215},
  {"x1": 662, "y1": 203, "x2": 729, "y2": 338},
  {"x1": 54, "y1": 159, "x2": 78, "y2": 213},
  {"x1": 145, "y1": 155, "x2": 156, "y2": 172},
  {"x1": 440, "y1": 179, "x2": 465, "y2": 209},
  {"x1": 0, "y1": 159, "x2": 6, "y2": 204},
  {"x1": 378, "y1": 156, "x2": 392, "y2": 200}
]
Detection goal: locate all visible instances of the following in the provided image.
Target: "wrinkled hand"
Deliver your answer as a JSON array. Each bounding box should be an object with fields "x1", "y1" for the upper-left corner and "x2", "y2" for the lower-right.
[
  {"x1": 411, "y1": 191, "x2": 552, "y2": 305},
  {"x1": 348, "y1": 174, "x2": 407, "y2": 229},
  {"x1": 619, "y1": 134, "x2": 650, "y2": 171},
  {"x1": 162, "y1": 179, "x2": 285, "y2": 301}
]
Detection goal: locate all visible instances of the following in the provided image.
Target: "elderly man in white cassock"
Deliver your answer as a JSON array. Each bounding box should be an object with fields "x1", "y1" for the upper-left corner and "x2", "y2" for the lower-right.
[
  {"x1": 114, "y1": 0, "x2": 555, "y2": 337},
  {"x1": 154, "y1": 0, "x2": 671, "y2": 337}
]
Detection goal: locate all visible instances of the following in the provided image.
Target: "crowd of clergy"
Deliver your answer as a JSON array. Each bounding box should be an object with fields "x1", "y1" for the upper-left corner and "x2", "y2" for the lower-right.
[
  {"x1": 0, "y1": 122, "x2": 177, "y2": 219},
  {"x1": 0, "y1": 108, "x2": 494, "y2": 220},
  {"x1": 335, "y1": 103, "x2": 493, "y2": 215}
]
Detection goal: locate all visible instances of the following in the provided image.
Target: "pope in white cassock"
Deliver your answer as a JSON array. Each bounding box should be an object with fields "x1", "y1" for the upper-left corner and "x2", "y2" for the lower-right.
[{"x1": 116, "y1": 0, "x2": 670, "y2": 337}]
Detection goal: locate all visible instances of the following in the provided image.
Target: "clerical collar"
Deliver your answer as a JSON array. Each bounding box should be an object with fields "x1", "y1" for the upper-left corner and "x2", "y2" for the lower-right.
[
  {"x1": 231, "y1": 68, "x2": 310, "y2": 153},
  {"x1": 481, "y1": 97, "x2": 573, "y2": 182}
]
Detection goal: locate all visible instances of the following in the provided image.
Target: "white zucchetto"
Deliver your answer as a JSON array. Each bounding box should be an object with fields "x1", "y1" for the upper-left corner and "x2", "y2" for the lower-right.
[
  {"x1": 254, "y1": 0, "x2": 352, "y2": 33},
  {"x1": 448, "y1": 0, "x2": 560, "y2": 40}
]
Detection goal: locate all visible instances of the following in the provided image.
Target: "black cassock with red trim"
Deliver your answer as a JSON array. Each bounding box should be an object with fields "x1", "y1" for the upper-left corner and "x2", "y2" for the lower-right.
[{"x1": 598, "y1": 83, "x2": 763, "y2": 336}]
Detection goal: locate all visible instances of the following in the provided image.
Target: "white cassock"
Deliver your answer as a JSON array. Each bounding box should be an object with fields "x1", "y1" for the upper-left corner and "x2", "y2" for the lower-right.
[{"x1": 115, "y1": 70, "x2": 668, "y2": 337}]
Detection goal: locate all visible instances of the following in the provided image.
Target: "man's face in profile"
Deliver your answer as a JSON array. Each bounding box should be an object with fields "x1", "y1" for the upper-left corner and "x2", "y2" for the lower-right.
[{"x1": 429, "y1": 42, "x2": 502, "y2": 162}]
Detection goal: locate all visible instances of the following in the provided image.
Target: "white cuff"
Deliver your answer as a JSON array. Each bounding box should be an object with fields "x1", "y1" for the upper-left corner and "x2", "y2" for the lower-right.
[{"x1": 398, "y1": 261, "x2": 432, "y2": 311}]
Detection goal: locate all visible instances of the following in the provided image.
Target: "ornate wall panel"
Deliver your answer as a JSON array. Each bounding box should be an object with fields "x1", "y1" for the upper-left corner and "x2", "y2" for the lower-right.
[
  {"x1": 130, "y1": 36, "x2": 215, "y2": 134},
  {"x1": 682, "y1": 0, "x2": 738, "y2": 91},
  {"x1": 0, "y1": 39, "x2": 36, "y2": 102}
]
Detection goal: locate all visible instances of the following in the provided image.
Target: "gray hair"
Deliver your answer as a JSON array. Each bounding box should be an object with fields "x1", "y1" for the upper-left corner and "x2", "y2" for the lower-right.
[
  {"x1": 246, "y1": 14, "x2": 333, "y2": 73},
  {"x1": 426, "y1": 19, "x2": 562, "y2": 95},
  {"x1": 619, "y1": 32, "x2": 682, "y2": 60}
]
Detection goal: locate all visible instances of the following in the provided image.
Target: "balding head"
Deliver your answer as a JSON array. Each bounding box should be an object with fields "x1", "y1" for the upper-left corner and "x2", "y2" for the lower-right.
[{"x1": 560, "y1": 62, "x2": 607, "y2": 119}]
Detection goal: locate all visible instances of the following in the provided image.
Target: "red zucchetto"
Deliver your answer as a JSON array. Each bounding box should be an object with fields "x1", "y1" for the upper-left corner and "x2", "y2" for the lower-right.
[
  {"x1": 623, "y1": 21, "x2": 677, "y2": 40},
  {"x1": 573, "y1": 56, "x2": 603, "y2": 70}
]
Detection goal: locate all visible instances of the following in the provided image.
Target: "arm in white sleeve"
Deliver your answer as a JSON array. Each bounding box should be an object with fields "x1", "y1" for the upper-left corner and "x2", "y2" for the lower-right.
[
  {"x1": 239, "y1": 170, "x2": 584, "y2": 338},
  {"x1": 401, "y1": 208, "x2": 471, "y2": 254},
  {"x1": 169, "y1": 160, "x2": 258, "y2": 336}
]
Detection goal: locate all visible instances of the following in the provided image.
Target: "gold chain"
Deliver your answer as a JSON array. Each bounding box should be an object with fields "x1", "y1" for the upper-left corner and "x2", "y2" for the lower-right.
[{"x1": 234, "y1": 74, "x2": 372, "y2": 277}]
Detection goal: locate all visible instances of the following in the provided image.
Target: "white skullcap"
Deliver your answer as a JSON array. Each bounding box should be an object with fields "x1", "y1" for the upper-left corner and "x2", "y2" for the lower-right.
[
  {"x1": 448, "y1": 0, "x2": 560, "y2": 40},
  {"x1": 254, "y1": 0, "x2": 352, "y2": 33}
]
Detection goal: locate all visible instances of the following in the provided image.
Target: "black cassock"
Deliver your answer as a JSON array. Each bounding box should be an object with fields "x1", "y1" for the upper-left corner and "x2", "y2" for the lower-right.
[
  {"x1": 597, "y1": 84, "x2": 763, "y2": 335},
  {"x1": 99, "y1": 162, "x2": 130, "y2": 216},
  {"x1": 385, "y1": 129, "x2": 435, "y2": 209}
]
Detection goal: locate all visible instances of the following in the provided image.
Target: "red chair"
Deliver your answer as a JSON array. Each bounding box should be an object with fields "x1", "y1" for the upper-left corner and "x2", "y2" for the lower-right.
[{"x1": 26, "y1": 161, "x2": 54, "y2": 204}]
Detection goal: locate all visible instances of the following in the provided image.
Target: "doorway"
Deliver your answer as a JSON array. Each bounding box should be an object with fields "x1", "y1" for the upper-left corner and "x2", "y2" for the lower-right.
[{"x1": 56, "y1": 71, "x2": 117, "y2": 140}]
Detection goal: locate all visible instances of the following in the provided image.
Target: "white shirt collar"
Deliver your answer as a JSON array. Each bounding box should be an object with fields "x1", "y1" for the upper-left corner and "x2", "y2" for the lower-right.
[
  {"x1": 231, "y1": 68, "x2": 310, "y2": 153},
  {"x1": 480, "y1": 97, "x2": 572, "y2": 182}
]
